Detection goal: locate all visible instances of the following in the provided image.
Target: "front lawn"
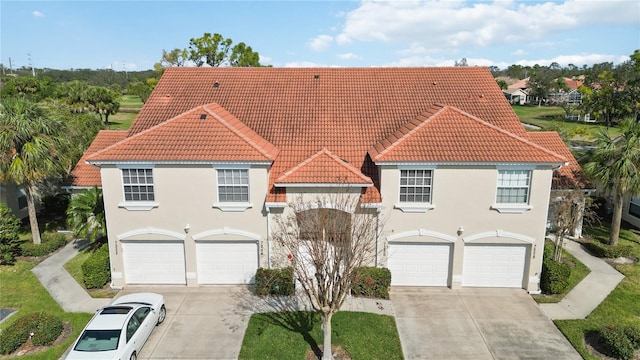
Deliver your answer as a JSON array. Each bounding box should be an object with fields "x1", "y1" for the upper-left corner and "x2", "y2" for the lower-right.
[
  {"x1": 0, "y1": 261, "x2": 92, "y2": 359},
  {"x1": 64, "y1": 246, "x2": 118, "y2": 298},
  {"x1": 239, "y1": 311, "x2": 403, "y2": 360},
  {"x1": 554, "y1": 223, "x2": 640, "y2": 359}
]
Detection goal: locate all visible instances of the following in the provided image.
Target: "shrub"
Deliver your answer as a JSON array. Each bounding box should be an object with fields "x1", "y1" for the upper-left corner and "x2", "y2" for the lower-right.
[
  {"x1": 20, "y1": 232, "x2": 68, "y2": 257},
  {"x1": 82, "y1": 243, "x2": 111, "y2": 289},
  {"x1": 540, "y1": 258, "x2": 571, "y2": 294},
  {"x1": 352, "y1": 267, "x2": 392, "y2": 299},
  {"x1": 254, "y1": 267, "x2": 294, "y2": 296},
  {"x1": 625, "y1": 326, "x2": 640, "y2": 349},
  {"x1": 600, "y1": 325, "x2": 637, "y2": 360},
  {"x1": 583, "y1": 241, "x2": 634, "y2": 259},
  {"x1": 0, "y1": 204, "x2": 21, "y2": 265},
  {"x1": 0, "y1": 312, "x2": 63, "y2": 354},
  {"x1": 40, "y1": 193, "x2": 70, "y2": 231}
]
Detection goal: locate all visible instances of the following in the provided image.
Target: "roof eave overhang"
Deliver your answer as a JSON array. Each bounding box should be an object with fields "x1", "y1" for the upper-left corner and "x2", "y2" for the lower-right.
[
  {"x1": 373, "y1": 161, "x2": 565, "y2": 167},
  {"x1": 274, "y1": 183, "x2": 373, "y2": 188},
  {"x1": 86, "y1": 160, "x2": 273, "y2": 166}
]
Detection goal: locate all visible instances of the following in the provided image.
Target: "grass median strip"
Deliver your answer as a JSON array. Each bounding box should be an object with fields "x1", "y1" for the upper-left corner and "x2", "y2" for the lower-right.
[{"x1": 239, "y1": 311, "x2": 403, "y2": 360}]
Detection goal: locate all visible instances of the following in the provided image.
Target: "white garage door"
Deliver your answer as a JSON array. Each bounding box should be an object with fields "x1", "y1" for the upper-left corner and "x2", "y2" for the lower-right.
[
  {"x1": 122, "y1": 241, "x2": 186, "y2": 285},
  {"x1": 462, "y1": 244, "x2": 527, "y2": 288},
  {"x1": 388, "y1": 243, "x2": 451, "y2": 286},
  {"x1": 196, "y1": 241, "x2": 258, "y2": 284}
]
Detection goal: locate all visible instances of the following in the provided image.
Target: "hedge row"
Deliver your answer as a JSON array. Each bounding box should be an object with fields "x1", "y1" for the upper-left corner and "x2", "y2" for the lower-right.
[
  {"x1": 540, "y1": 242, "x2": 572, "y2": 295},
  {"x1": 600, "y1": 325, "x2": 640, "y2": 360},
  {"x1": 352, "y1": 267, "x2": 392, "y2": 299},
  {"x1": 583, "y1": 241, "x2": 634, "y2": 259},
  {"x1": 82, "y1": 243, "x2": 111, "y2": 289},
  {"x1": 255, "y1": 267, "x2": 294, "y2": 296},
  {"x1": 20, "y1": 233, "x2": 68, "y2": 257},
  {"x1": 0, "y1": 312, "x2": 63, "y2": 355}
]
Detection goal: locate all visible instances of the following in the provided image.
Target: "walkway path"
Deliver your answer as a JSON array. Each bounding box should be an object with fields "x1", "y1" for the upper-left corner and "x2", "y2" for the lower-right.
[
  {"x1": 31, "y1": 240, "x2": 110, "y2": 313},
  {"x1": 539, "y1": 239, "x2": 625, "y2": 320}
]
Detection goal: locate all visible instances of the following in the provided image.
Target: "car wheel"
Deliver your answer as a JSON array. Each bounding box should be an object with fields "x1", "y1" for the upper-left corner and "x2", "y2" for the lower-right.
[
  {"x1": 130, "y1": 352, "x2": 137, "y2": 360},
  {"x1": 157, "y1": 305, "x2": 166, "y2": 325}
]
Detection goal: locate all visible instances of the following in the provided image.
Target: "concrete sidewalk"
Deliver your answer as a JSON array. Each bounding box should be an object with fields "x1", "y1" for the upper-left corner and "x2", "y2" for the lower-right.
[
  {"x1": 540, "y1": 239, "x2": 625, "y2": 320},
  {"x1": 31, "y1": 240, "x2": 110, "y2": 313}
]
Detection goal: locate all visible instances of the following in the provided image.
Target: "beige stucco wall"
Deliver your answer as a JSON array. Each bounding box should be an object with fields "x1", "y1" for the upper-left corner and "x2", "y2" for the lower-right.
[
  {"x1": 102, "y1": 163, "x2": 271, "y2": 287},
  {"x1": 378, "y1": 165, "x2": 553, "y2": 293}
]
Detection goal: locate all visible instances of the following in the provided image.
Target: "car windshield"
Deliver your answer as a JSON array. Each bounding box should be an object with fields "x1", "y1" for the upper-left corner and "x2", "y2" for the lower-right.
[{"x1": 73, "y1": 330, "x2": 120, "y2": 351}]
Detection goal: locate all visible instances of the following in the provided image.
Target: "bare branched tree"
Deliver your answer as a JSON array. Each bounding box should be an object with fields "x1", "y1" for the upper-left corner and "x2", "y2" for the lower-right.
[
  {"x1": 549, "y1": 189, "x2": 596, "y2": 262},
  {"x1": 271, "y1": 191, "x2": 381, "y2": 360}
]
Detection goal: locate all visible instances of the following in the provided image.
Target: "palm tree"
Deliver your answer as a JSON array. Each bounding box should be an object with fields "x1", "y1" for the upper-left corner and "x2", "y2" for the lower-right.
[
  {"x1": 0, "y1": 96, "x2": 69, "y2": 244},
  {"x1": 66, "y1": 186, "x2": 106, "y2": 242},
  {"x1": 583, "y1": 118, "x2": 640, "y2": 245}
]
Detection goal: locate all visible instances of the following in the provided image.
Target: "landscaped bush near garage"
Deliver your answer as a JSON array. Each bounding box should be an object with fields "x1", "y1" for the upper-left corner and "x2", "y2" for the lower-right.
[
  {"x1": 599, "y1": 325, "x2": 640, "y2": 360},
  {"x1": 254, "y1": 267, "x2": 294, "y2": 296},
  {"x1": 352, "y1": 267, "x2": 392, "y2": 299},
  {"x1": 540, "y1": 242, "x2": 571, "y2": 294},
  {"x1": 0, "y1": 312, "x2": 63, "y2": 354},
  {"x1": 20, "y1": 232, "x2": 68, "y2": 257},
  {"x1": 81, "y1": 243, "x2": 110, "y2": 289},
  {"x1": 582, "y1": 240, "x2": 634, "y2": 259}
]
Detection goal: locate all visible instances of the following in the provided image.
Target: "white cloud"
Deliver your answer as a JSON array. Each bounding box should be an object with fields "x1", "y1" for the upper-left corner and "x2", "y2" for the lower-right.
[
  {"x1": 32, "y1": 10, "x2": 44, "y2": 18},
  {"x1": 333, "y1": 0, "x2": 639, "y2": 52},
  {"x1": 514, "y1": 53, "x2": 631, "y2": 67},
  {"x1": 337, "y1": 53, "x2": 359, "y2": 60},
  {"x1": 259, "y1": 54, "x2": 272, "y2": 64},
  {"x1": 307, "y1": 35, "x2": 334, "y2": 52},
  {"x1": 511, "y1": 49, "x2": 526, "y2": 56},
  {"x1": 285, "y1": 61, "x2": 325, "y2": 68}
]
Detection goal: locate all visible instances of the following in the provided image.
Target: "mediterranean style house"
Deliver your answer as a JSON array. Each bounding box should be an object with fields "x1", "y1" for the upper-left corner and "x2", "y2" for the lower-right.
[{"x1": 70, "y1": 67, "x2": 581, "y2": 293}]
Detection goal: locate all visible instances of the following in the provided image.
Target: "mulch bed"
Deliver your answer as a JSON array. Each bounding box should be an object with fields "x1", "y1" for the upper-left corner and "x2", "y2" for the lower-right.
[{"x1": 306, "y1": 345, "x2": 351, "y2": 360}]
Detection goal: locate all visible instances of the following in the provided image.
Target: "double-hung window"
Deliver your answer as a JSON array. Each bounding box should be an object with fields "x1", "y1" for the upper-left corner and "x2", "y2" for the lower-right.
[
  {"x1": 395, "y1": 168, "x2": 435, "y2": 212},
  {"x1": 218, "y1": 169, "x2": 248, "y2": 202},
  {"x1": 122, "y1": 168, "x2": 154, "y2": 201},
  {"x1": 496, "y1": 169, "x2": 530, "y2": 204}
]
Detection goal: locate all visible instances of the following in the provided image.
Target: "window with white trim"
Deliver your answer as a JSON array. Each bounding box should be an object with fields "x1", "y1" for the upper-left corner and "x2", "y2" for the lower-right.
[
  {"x1": 122, "y1": 168, "x2": 154, "y2": 201},
  {"x1": 217, "y1": 169, "x2": 249, "y2": 202},
  {"x1": 496, "y1": 169, "x2": 530, "y2": 204},
  {"x1": 399, "y1": 169, "x2": 432, "y2": 203}
]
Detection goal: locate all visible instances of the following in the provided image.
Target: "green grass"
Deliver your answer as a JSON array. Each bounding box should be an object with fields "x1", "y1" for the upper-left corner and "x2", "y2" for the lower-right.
[
  {"x1": 511, "y1": 105, "x2": 623, "y2": 141},
  {"x1": 239, "y1": 311, "x2": 403, "y2": 360},
  {"x1": 0, "y1": 261, "x2": 93, "y2": 359},
  {"x1": 533, "y1": 244, "x2": 591, "y2": 304},
  {"x1": 64, "y1": 246, "x2": 118, "y2": 298},
  {"x1": 554, "y1": 223, "x2": 640, "y2": 359},
  {"x1": 106, "y1": 94, "x2": 143, "y2": 130}
]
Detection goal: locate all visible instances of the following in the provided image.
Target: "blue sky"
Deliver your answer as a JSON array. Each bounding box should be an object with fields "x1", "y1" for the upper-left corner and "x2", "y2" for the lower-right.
[{"x1": 1, "y1": 0, "x2": 639, "y2": 71}]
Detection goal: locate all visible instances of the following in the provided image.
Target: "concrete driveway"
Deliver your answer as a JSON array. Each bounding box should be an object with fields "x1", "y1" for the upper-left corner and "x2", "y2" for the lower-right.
[
  {"x1": 391, "y1": 287, "x2": 582, "y2": 360},
  {"x1": 118, "y1": 285, "x2": 256, "y2": 360}
]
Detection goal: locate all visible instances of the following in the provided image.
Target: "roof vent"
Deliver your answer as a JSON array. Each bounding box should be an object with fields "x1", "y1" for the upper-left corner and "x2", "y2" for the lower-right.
[
  {"x1": 200, "y1": 114, "x2": 207, "y2": 120},
  {"x1": 314, "y1": 75, "x2": 320, "y2": 80},
  {"x1": 213, "y1": 82, "x2": 220, "y2": 88},
  {"x1": 432, "y1": 81, "x2": 437, "y2": 85}
]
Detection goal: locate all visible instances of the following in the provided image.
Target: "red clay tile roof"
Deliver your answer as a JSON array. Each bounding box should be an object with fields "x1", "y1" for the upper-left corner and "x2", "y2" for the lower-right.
[
  {"x1": 527, "y1": 132, "x2": 587, "y2": 189},
  {"x1": 74, "y1": 67, "x2": 576, "y2": 202},
  {"x1": 86, "y1": 103, "x2": 279, "y2": 162},
  {"x1": 369, "y1": 104, "x2": 567, "y2": 164},
  {"x1": 276, "y1": 148, "x2": 373, "y2": 186},
  {"x1": 69, "y1": 130, "x2": 127, "y2": 187}
]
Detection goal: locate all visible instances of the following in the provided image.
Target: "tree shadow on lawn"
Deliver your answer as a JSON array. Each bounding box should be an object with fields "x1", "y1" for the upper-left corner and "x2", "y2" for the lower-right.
[{"x1": 255, "y1": 310, "x2": 322, "y2": 358}]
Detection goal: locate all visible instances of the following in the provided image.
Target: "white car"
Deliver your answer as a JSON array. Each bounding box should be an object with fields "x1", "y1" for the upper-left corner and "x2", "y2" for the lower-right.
[{"x1": 66, "y1": 293, "x2": 166, "y2": 360}]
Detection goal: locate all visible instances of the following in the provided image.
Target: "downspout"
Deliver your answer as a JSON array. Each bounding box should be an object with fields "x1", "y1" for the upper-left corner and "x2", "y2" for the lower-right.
[
  {"x1": 376, "y1": 207, "x2": 381, "y2": 267},
  {"x1": 266, "y1": 204, "x2": 272, "y2": 268}
]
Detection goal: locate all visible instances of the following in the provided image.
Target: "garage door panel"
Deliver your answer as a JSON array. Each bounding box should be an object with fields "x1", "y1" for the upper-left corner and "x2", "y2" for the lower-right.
[
  {"x1": 123, "y1": 242, "x2": 186, "y2": 285},
  {"x1": 388, "y1": 243, "x2": 451, "y2": 287},
  {"x1": 197, "y1": 242, "x2": 258, "y2": 284},
  {"x1": 462, "y1": 245, "x2": 526, "y2": 288}
]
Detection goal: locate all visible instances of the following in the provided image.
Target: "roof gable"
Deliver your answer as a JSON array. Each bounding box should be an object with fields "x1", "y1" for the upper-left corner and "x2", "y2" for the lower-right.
[
  {"x1": 86, "y1": 103, "x2": 279, "y2": 163},
  {"x1": 527, "y1": 132, "x2": 587, "y2": 189},
  {"x1": 369, "y1": 104, "x2": 567, "y2": 164},
  {"x1": 70, "y1": 130, "x2": 127, "y2": 187},
  {"x1": 275, "y1": 148, "x2": 372, "y2": 186}
]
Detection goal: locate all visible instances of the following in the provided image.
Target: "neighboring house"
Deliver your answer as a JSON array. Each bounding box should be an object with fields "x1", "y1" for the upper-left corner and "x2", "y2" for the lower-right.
[
  {"x1": 623, "y1": 195, "x2": 640, "y2": 229},
  {"x1": 71, "y1": 67, "x2": 578, "y2": 294},
  {"x1": 0, "y1": 181, "x2": 28, "y2": 219},
  {"x1": 503, "y1": 88, "x2": 529, "y2": 105}
]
